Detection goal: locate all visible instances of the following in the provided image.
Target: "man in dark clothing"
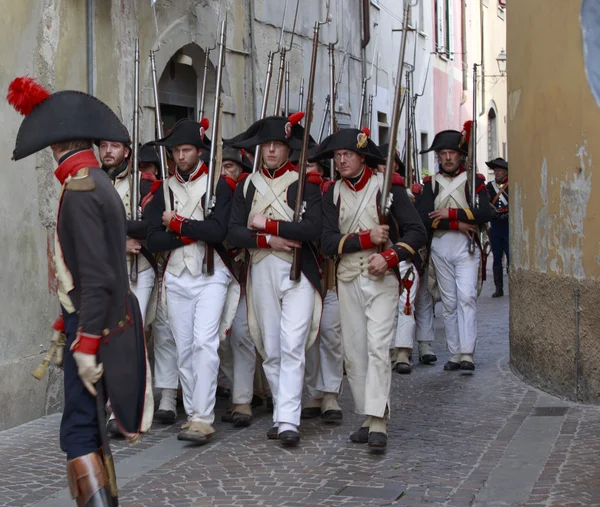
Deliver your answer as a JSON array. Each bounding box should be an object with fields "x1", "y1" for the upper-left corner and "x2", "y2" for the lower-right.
[
  {"x1": 8, "y1": 77, "x2": 147, "y2": 506},
  {"x1": 485, "y1": 157, "x2": 509, "y2": 297}
]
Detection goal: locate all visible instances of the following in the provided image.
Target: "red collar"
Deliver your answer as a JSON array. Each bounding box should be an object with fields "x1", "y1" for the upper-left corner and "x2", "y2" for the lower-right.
[
  {"x1": 261, "y1": 159, "x2": 296, "y2": 179},
  {"x1": 175, "y1": 160, "x2": 208, "y2": 184},
  {"x1": 496, "y1": 177, "x2": 508, "y2": 185},
  {"x1": 342, "y1": 166, "x2": 372, "y2": 192},
  {"x1": 439, "y1": 166, "x2": 466, "y2": 178},
  {"x1": 54, "y1": 150, "x2": 99, "y2": 185}
]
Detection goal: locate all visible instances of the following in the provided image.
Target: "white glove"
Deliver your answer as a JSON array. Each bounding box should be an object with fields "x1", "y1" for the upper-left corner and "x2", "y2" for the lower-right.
[{"x1": 73, "y1": 352, "x2": 103, "y2": 396}]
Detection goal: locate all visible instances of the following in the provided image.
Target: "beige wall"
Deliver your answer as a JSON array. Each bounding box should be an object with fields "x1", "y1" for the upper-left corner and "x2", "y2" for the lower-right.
[{"x1": 508, "y1": 0, "x2": 600, "y2": 402}]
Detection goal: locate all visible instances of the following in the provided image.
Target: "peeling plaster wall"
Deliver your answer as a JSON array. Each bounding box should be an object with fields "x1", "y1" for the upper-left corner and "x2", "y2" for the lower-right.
[{"x1": 508, "y1": 0, "x2": 600, "y2": 402}]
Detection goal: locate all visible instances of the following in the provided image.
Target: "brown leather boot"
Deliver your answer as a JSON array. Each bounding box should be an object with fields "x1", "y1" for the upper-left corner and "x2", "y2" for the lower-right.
[{"x1": 66, "y1": 452, "x2": 113, "y2": 507}]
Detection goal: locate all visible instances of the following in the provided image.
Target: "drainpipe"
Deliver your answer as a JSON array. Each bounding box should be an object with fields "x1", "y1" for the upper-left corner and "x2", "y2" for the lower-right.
[
  {"x1": 479, "y1": 0, "x2": 485, "y2": 116},
  {"x1": 461, "y1": 0, "x2": 467, "y2": 91},
  {"x1": 360, "y1": 0, "x2": 370, "y2": 118},
  {"x1": 87, "y1": 0, "x2": 94, "y2": 96},
  {"x1": 249, "y1": 0, "x2": 259, "y2": 121}
]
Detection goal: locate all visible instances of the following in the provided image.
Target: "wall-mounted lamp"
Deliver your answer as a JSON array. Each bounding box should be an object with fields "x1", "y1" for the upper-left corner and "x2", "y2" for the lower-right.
[{"x1": 496, "y1": 49, "x2": 507, "y2": 75}]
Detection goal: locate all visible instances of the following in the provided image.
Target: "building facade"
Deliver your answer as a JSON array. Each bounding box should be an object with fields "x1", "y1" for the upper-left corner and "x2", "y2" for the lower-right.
[{"x1": 509, "y1": 0, "x2": 600, "y2": 403}]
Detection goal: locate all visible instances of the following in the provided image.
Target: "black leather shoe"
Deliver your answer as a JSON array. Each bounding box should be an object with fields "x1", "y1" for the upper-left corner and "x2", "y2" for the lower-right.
[
  {"x1": 279, "y1": 430, "x2": 301, "y2": 447},
  {"x1": 266, "y1": 426, "x2": 279, "y2": 440},
  {"x1": 460, "y1": 360, "x2": 475, "y2": 371},
  {"x1": 85, "y1": 485, "x2": 112, "y2": 506},
  {"x1": 368, "y1": 432, "x2": 388, "y2": 452},
  {"x1": 301, "y1": 406, "x2": 321, "y2": 419},
  {"x1": 492, "y1": 287, "x2": 504, "y2": 298},
  {"x1": 350, "y1": 426, "x2": 369, "y2": 444},
  {"x1": 154, "y1": 409, "x2": 176, "y2": 424},
  {"x1": 419, "y1": 353, "x2": 438, "y2": 365},
  {"x1": 393, "y1": 362, "x2": 412, "y2": 374},
  {"x1": 232, "y1": 412, "x2": 252, "y2": 427},
  {"x1": 321, "y1": 410, "x2": 343, "y2": 423},
  {"x1": 443, "y1": 361, "x2": 461, "y2": 371}
]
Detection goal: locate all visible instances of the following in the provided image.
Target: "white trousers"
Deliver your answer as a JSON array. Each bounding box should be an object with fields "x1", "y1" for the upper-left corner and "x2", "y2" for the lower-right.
[
  {"x1": 218, "y1": 338, "x2": 234, "y2": 390},
  {"x1": 219, "y1": 296, "x2": 256, "y2": 405},
  {"x1": 337, "y1": 274, "x2": 399, "y2": 417},
  {"x1": 165, "y1": 267, "x2": 231, "y2": 424},
  {"x1": 250, "y1": 256, "x2": 314, "y2": 427},
  {"x1": 304, "y1": 290, "x2": 344, "y2": 400},
  {"x1": 430, "y1": 233, "x2": 480, "y2": 355},
  {"x1": 415, "y1": 265, "x2": 435, "y2": 343},
  {"x1": 153, "y1": 299, "x2": 179, "y2": 390},
  {"x1": 392, "y1": 261, "x2": 419, "y2": 349},
  {"x1": 130, "y1": 267, "x2": 155, "y2": 325}
]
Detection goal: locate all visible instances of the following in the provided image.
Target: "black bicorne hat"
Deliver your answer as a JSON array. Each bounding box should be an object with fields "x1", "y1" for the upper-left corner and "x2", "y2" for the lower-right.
[
  {"x1": 485, "y1": 157, "x2": 508, "y2": 170},
  {"x1": 151, "y1": 118, "x2": 211, "y2": 150},
  {"x1": 7, "y1": 77, "x2": 129, "y2": 161},
  {"x1": 420, "y1": 130, "x2": 466, "y2": 155},
  {"x1": 309, "y1": 127, "x2": 385, "y2": 167},
  {"x1": 378, "y1": 143, "x2": 407, "y2": 177},
  {"x1": 139, "y1": 143, "x2": 161, "y2": 166},
  {"x1": 222, "y1": 146, "x2": 253, "y2": 173},
  {"x1": 226, "y1": 113, "x2": 305, "y2": 152}
]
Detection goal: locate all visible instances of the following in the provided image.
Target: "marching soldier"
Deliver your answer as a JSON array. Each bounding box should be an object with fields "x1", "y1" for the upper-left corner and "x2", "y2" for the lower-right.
[
  {"x1": 316, "y1": 128, "x2": 427, "y2": 452},
  {"x1": 228, "y1": 113, "x2": 323, "y2": 447},
  {"x1": 486, "y1": 158, "x2": 509, "y2": 298},
  {"x1": 137, "y1": 143, "x2": 180, "y2": 424},
  {"x1": 218, "y1": 147, "x2": 257, "y2": 427},
  {"x1": 8, "y1": 77, "x2": 147, "y2": 506},
  {"x1": 417, "y1": 130, "x2": 492, "y2": 371},
  {"x1": 297, "y1": 149, "x2": 345, "y2": 424},
  {"x1": 145, "y1": 119, "x2": 240, "y2": 444}
]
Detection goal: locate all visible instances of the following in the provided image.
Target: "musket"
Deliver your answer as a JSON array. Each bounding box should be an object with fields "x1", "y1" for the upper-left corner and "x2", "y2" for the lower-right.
[
  {"x1": 405, "y1": 71, "x2": 413, "y2": 188},
  {"x1": 317, "y1": 94, "x2": 330, "y2": 142},
  {"x1": 367, "y1": 93, "x2": 374, "y2": 132},
  {"x1": 298, "y1": 78, "x2": 304, "y2": 113},
  {"x1": 380, "y1": 2, "x2": 413, "y2": 220},
  {"x1": 468, "y1": 63, "x2": 479, "y2": 254},
  {"x1": 252, "y1": 51, "x2": 275, "y2": 172},
  {"x1": 284, "y1": 61, "x2": 290, "y2": 116},
  {"x1": 150, "y1": 50, "x2": 169, "y2": 185},
  {"x1": 205, "y1": 17, "x2": 227, "y2": 275},
  {"x1": 273, "y1": 0, "x2": 300, "y2": 115},
  {"x1": 357, "y1": 26, "x2": 379, "y2": 128},
  {"x1": 328, "y1": 41, "x2": 337, "y2": 180},
  {"x1": 199, "y1": 12, "x2": 220, "y2": 119},
  {"x1": 130, "y1": 38, "x2": 140, "y2": 283},
  {"x1": 290, "y1": 3, "x2": 331, "y2": 281}
]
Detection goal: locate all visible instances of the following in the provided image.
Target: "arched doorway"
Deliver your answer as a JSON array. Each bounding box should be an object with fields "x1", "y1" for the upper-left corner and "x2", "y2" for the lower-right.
[{"x1": 157, "y1": 43, "x2": 217, "y2": 132}]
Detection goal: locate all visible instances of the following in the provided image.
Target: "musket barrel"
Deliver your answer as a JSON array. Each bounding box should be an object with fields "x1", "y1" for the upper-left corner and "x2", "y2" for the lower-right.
[
  {"x1": 284, "y1": 61, "x2": 290, "y2": 116},
  {"x1": 199, "y1": 48, "x2": 210, "y2": 120},
  {"x1": 298, "y1": 78, "x2": 304, "y2": 112},
  {"x1": 380, "y1": 2, "x2": 411, "y2": 217},
  {"x1": 253, "y1": 52, "x2": 275, "y2": 173},
  {"x1": 329, "y1": 42, "x2": 336, "y2": 180},
  {"x1": 130, "y1": 38, "x2": 140, "y2": 283},
  {"x1": 468, "y1": 63, "x2": 478, "y2": 254},
  {"x1": 150, "y1": 50, "x2": 169, "y2": 183}
]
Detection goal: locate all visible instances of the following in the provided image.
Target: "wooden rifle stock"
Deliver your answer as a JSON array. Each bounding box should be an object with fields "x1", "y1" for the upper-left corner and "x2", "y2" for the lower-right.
[{"x1": 290, "y1": 20, "x2": 323, "y2": 281}]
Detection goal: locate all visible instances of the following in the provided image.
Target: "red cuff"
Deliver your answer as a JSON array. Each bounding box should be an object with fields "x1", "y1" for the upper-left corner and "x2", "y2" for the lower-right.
[
  {"x1": 169, "y1": 214, "x2": 186, "y2": 235},
  {"x1": 180, "y1": 235, "x2": 196, "y2": 245},
  {"x1": 71, "y1": 332, "x2": 101, "y2": 355},
  {"x1": 358, "y1": 230, "x2": 375, "y2": 250},
  {"x1": 448, "y1": 208, "x2": 458, "y2": 220},
  {"x1": 256, "y1": 234, "x2": 271, "y2": 249},
  {"x1": 449, "y1": 220, "x2": 460, "y2": 230},
  {"x1": 265, "y1": 218, "x2": 280, "y2": 236},
  {"x1": 381, "y1": 248, "x2": 399, "y2": 269},
  {"x1": 52, "y1": 315, "x2": 65, "y2": 332}
]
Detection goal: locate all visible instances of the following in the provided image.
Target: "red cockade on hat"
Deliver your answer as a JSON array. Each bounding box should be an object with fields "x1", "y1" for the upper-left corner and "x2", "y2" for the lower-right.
[
  {"x1": 7, "y1": 76, "x2": 51, "y2": 116},
  {"x1": 199, "y1": 117, "x2": 210, "y2": 140},
  {"x1": 356, "y1": 126, "x2": 370, "y2": 149},
  {"x1": 285, "y1": 111, "x2": 304, "y2": 139}
]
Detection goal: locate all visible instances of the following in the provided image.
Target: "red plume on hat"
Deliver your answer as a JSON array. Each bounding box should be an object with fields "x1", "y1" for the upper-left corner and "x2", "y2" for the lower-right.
[
  {"x1": 460, "y1": 120, "x2": 473, "y2": 148},
  {"x1": 7, "y1": 77, "x2": 51, "y2": 116},
  {"x1": 361, "y1": 126, "x2": 371, "y2": 138},
  {"x1": 288, "y1": 111, "x2": 304, "y2": 125},
  {"x1": 200, "y1": 117, "x2": 210, "y2": 131}
]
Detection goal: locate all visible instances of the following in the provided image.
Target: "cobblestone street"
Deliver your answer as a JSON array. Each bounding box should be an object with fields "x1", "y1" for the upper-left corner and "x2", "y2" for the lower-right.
[{"x1": 2, "y1": 274, "x2": 599, "y2": 507}]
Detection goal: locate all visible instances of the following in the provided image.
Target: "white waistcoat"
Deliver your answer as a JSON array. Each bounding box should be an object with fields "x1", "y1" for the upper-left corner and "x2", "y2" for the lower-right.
[
  {"x1": 335, "y1": 175, "x2": 389, "y2": 282},
  {"x1": 432, "y1": 172, "x2": 469, "y2": 238},
  {"x1": 166, "y1": 174, "x2": 224, "y2": 277},
  {"x1": 245, "y1": 170, "x2": 298, "y2": 265},
  {"x1": 114, "y1": 173, "x2": 151, "y2": 273}
]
